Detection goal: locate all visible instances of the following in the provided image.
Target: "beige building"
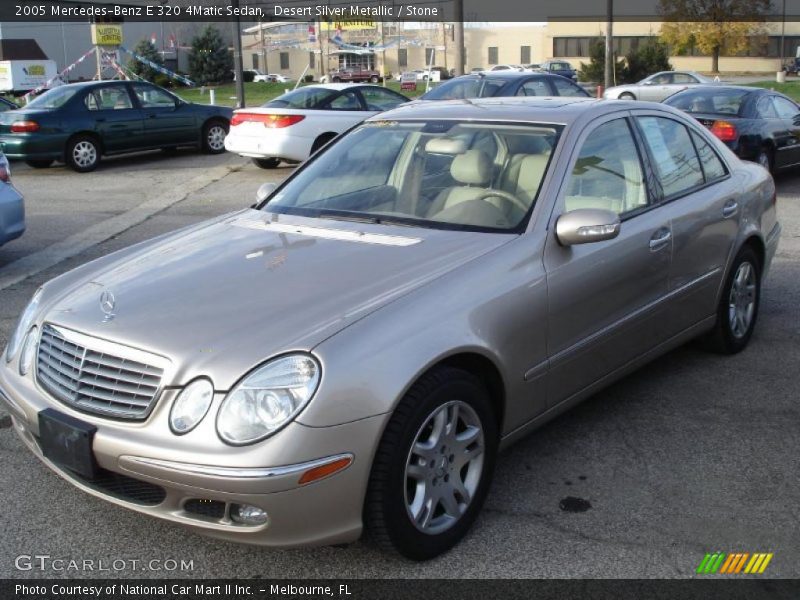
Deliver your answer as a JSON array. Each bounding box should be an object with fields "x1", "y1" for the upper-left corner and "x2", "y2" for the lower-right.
[{"x1": 240, "y1": 21, "x2": 800, "y2": 82}]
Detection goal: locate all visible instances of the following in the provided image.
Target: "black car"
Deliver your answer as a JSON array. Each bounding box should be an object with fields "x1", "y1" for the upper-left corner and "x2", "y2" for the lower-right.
[
  {"x1": 665, "y1": 85, "x2": 800, "y2": 173},
  {"x1": 419, "y1": 71, "x2": 589, "y2": 101}
]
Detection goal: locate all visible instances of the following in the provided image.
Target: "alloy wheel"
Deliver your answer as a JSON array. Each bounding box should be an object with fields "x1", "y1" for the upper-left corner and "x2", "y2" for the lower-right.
[
  {"x1": 728, "y1": 261, "x2": 757, "y2": 338},
  {"x1": 404, "y1": 400, "x2": 485, "y2": 535},
  {"x1": 207, "y1": 125, "x2": 226, "y2": 151},
  {"x1": 72, "y1": 141, "x2": 97, "y2": 168}
]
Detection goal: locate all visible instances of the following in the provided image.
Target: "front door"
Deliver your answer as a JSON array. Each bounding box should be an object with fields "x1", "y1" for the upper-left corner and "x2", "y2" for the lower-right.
[
  {"x1": 82, "y1": 84, "x2": 144, "y2": 152},
  {"x1": 131, "y1": 83, "x2": 196, "y2": 147},
  {"x1": 543, "y1": 115, "x2": 673, "y2": 406},
  {"x1": 771, "y1": 95, "x2": 800, "y2": 168}
]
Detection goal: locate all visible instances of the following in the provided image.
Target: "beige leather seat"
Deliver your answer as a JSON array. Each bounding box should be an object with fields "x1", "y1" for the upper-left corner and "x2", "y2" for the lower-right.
[{"x1": 427, "y1": 149, "x2": 495, "y2": 216}]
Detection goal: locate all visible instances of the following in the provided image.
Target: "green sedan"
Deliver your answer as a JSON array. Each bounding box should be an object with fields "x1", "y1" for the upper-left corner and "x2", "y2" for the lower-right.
[{"x1": 0, "y1": 81, "x2": 233, "y2": 172}]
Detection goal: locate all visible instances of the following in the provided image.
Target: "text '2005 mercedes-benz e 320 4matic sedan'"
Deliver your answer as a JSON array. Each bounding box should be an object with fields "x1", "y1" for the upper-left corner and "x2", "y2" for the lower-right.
[{"x1": 0, "y1": 97, "x2": 780, "y2": 560}]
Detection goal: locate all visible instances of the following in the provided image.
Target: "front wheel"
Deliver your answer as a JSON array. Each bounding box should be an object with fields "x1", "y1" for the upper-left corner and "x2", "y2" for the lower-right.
[
  {"x1": 619, "y1": 92, "x2": 636, "y2": 100},
  {"x1": 202, "y1": 120, "x2": 228, "y2": 154},
  {"x1": 702, "y1": 246, "x2": 761, "y2": 354},
  {"x1": 365, "y1": 367, "x2": 497, "y2": 560},
  {"x1": 370, "y1": 75, "x2": 379, "y2": 83}
]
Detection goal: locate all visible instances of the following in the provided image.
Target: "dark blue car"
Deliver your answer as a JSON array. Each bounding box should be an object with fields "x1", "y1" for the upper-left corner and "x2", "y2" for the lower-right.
[{"x1": 419, "y1": 71, "x2": 589, "y2": 101}]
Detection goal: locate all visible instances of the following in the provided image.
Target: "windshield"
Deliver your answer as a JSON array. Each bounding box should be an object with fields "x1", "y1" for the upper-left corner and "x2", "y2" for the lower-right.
[
  {"x1": 665, "y1": 89, "x2": 748, "y2": 115},
  {"x1": 26, "y1": 86, "x2": 79, "y2": 109},
  {"x1": 263, "y1": 87, "x2": 336, "y2": 109},
  {"x1": 422, "y1": 77, "x2": 507, "y2": 100},
  {"x1": 263, "y1": 120, "x2": 562, "y2": 232}
]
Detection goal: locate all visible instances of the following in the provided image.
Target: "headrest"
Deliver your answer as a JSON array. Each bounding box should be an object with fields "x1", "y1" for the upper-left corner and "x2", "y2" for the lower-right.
[
  {"x1": 425, "y1": 137, "x2": 467, "y2": 155},
  {"x1": 506, "y1": 135, "x2": 552, "y2": 155},
  {"x1": 450, "y1": 149, "x2": 492, "y2": 185},
  {"x1": 516, "y1": 154, "x2": 550, "y2": 194}
]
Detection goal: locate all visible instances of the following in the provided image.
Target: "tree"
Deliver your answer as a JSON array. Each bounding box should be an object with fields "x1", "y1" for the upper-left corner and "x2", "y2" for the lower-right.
[
  {"x1": 578, "y1": 38, "x2": 625, "y2": 84},
  {"x1": 658, "y1": 0, "x2": 771, "y2": 73},
  {"x1": 188, "y1": 25, "x2": 232, "y2": 85},
  {"x1": 128, "y1": 38, "x2": 163, "y2": 83},
  {"x1": 623, "y1": 39, "x2": 673, "y2": 83}
]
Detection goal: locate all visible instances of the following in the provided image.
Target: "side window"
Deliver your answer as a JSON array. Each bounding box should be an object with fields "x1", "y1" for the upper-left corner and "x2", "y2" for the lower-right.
[
  {"x1": 326, "y1": 91, "x2": 362, "y2": 111},
  {"x1": 773, "y1": 96, "x2": 800, "y2": 120},
  {"x1": 84, "y1": 85, "x2": 132, "y2": 111},
  {"x1": 517, "y1": 79, "x2": 550, "y2": 96},
  {"x1": 637, "y1": 116, "x2": 704, "y2": 198},
  {"x1": 359, "y1": 87, "x2": 406, "y2": 111},
  {"x1": 756, "y1": 96, "x2": 778, "y2": 119},
  {"x1": 690, "y1": 131, "x2": 727, "y2": 182},
  {"x1": 565, "y1": 118, "x2": 648, "y2": 216},
  {"x1": 652, "y1": 73, "x2": 672, "y2": 84},
  {"x1": 551, "y1": 77, "x2": 586, "y2": 97},
  {"x1": 133, "y1": 85, "x2": 176, "y2": 108},
  {"x1": 672, "y1": 73, "x2": 694, "y2": 84}
]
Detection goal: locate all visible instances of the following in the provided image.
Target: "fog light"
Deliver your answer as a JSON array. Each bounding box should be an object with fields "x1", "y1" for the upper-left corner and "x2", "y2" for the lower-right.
[
  {"x1": 19, "y1": 326, "x2": 38, "y2": 376},
  {"x1": 230, "y1": 504, "x2": 268, "y2": 525}
]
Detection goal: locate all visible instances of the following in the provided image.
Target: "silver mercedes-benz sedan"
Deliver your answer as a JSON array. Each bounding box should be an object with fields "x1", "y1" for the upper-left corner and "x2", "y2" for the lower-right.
[
  {"x1": 0, "y1": 97, "x2": 780, "y2": 560},
  {"x1": 604, "y1": 71, "x2": 715, "y2": 101}
]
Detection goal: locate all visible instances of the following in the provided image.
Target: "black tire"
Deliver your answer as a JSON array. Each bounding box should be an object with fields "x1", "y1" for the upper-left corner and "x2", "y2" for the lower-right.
[
  {"x1": 619, "y1": 92, "x2": 636, "y2": 100},
  {"x1": 310, "y1": 133, "x2": 336, "y2": 155},
  {"x1": 364, "y1": 366, "x2": 498, "y2": 561},
  {"x1": 332, "y1": 77, "x2": 341, "y2": 83},
  {"x1": 755, "y1": 147, "x2": 774, "y2": 173},
  {"x1": 65, "y1": 134, "x2": 100, "y2": 173},
  {"x1": 202, "y1": 120, "x2": 228, "y2": 154},
  {"x1": 252, "y1": 157, "x2": 280, "y2": 169},
  {"x1": 702, "y1": 245, "x2": 761, "y2": 354},
  {"x1": 370, "y1": 75, "x2": 379, "y2": 83},
  {"x1": 25, "y1": 159, "x2": 53, "y2": 169}
]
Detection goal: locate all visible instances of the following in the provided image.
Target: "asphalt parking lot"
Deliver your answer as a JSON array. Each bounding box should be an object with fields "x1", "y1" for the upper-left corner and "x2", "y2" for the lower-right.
[{"x1": 0, "y1": 151, "x2": 798, "y2": 579}]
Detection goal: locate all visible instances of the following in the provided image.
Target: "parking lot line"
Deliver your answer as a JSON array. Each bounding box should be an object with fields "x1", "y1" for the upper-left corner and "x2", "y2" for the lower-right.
[{"x1": 0, "y1": 164, "x2": 237, "y2": 292}]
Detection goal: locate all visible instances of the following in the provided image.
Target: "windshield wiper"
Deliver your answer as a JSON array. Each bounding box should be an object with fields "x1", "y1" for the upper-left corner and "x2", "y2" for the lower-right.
[{"x1": 316, "y1": 212, "x2": 418, "y2": 227}]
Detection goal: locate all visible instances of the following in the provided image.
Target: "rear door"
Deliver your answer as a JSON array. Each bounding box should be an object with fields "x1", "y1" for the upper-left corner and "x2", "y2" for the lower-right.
[
  {"x1": 82, "y1": 84, "x2": 144, "y2": 152},
  {"x1": 633, "y1": 111, "x2": 741, "y2": 332},
  {"x1": 543, "y1": 114, "x2": 673, "y2": 405},
  {"x1": 131, "y1": 83, "x2": 197, "y2": 147}
]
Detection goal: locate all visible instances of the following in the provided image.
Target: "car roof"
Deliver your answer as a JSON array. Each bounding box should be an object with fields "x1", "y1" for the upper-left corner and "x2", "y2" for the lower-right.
[
  {"x1": 666, "y1": 84, "x2": 760, "y2": 94},
  {"x1": 371, "y1": 96, "x2": 639, "y2": 124},
  {"x1": 302, "y1": 83, "x2": 360, "y2": 90},
  {"x1": 449, "y1": 71, "x2": 564, "y2": 81}
]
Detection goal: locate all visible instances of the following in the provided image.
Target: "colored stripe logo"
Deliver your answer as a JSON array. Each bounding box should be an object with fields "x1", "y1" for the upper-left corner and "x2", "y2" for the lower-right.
[{"x1": 697, "y1": 552, "x2": 773, "y2": 574}]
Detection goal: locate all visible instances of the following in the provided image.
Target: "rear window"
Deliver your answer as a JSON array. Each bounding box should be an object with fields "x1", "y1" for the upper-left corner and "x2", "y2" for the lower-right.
[
  {"x1": 26, "y1": 86, "x2": 79, "y2": 109},
  {"x1": 422, "y1": 77, "x2": 507, "y2": 100},
  {"x1": 665, "y1": 89, "x2": 748, "y2": 116},
  {"x1": 263, "y1": 88, "x2": 336, "y2": 109}
]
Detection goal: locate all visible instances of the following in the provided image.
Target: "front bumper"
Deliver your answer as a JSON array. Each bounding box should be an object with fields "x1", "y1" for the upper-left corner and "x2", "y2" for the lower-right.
[{"x1": 0, "y1": 363, "x2": 384, "y2": 547}]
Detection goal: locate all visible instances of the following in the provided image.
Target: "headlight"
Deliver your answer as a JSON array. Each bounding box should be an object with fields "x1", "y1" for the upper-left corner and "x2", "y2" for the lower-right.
[
  {"x1": 19, "y1": 326, "x2": 38, "y2": 376},
  {"x1": 170, "y1": 378, "x2": 214, "y2": 434},
  {"x1": 216, "y1": 354, "x2": 320, "y2": 446},
  {"x1": 5, "y1": 288, "x2": 42, "y2": 364}
]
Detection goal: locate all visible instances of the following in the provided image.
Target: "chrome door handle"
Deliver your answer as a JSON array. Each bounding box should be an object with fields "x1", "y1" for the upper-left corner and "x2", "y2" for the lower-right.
[
  {"x1": 649, "y1": 228, "x2": 672, "y2": 251},
  {"x1": 722, "y1": 199, "x2": 739, "y2": 218}
]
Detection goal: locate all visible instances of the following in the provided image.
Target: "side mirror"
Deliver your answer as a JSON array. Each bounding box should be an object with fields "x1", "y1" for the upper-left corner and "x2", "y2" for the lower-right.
[
  {"x1": 556, "y1": 208, "x2": 620, "y2": 246},
  {"x1": 255, "y1": 182, "x2": 278, "y2": 205}
]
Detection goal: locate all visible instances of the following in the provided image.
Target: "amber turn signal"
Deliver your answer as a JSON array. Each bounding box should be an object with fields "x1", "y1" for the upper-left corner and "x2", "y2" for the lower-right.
[{"x1": 298, "y1": 456, "x2": 353, "y2": 485}]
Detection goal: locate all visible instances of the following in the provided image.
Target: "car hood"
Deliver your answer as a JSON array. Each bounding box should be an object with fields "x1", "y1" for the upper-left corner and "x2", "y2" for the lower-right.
[{"x1": 43, "y1": 210, "x2": 513, "y2": 389}]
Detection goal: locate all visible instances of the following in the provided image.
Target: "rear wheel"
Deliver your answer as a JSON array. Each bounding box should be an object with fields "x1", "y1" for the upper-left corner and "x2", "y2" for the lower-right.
[
  {"x1": 756, "y1": 147, "x2": 774, "y2": 173},
  {"x1": 619, "y1": 92, "x2": 636, "y2": 100},
  {"x1": 202, "y1": 120, "x2": 228, "y2": 154},
  {"x1": 252, "y1": 157, "x2": 280, "y2": 169},
  {"x1": 65, "y1": 135, "x2": 100, "y2": 172},
  {"x1": 702, "y1": 246, "x2": 761, "y2": 354},
  {"x1": 25, "y1": 159, "x2": 53, "y2": 169},
  {"x1": 370, "y1": 75, "x2": 379, "y2": 83},
  {"x1": 365, "y1": 366, "x2": 497, "y2": 560}
]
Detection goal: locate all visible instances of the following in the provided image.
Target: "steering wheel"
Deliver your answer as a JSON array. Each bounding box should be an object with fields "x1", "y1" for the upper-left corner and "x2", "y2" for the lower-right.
[{"x1": 475, "y1": 189, "x2": 529, "y2": 214}]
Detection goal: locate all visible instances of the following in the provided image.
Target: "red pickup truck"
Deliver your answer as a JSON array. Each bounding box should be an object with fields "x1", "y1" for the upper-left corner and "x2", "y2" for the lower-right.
[{"x1": 328, "y1": 68, "x2": 382, "y2": 83}]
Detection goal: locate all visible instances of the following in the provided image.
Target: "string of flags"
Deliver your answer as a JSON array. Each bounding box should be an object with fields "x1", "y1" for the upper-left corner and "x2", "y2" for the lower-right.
[
  {"x1": 24, "y1": 48, "x2": 95, "y2": 102},
  {"x1": 118, "y1": 46, "x2": 196, "y2": 86}
]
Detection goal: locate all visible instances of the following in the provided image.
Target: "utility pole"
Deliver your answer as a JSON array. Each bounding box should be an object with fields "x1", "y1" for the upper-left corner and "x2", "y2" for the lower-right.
[
  {"x1": 453, "y1": 0, "x2": 465, "y2": 76},
  {"x1": 231, "y1": 0, "x2": 245, "y2": 108},
  {"x1": 781, "y1": 0, "x2": 786, "y2": 65},
  {"x1": 604, "y1": 0, "x2": 613, "y2": 90}
]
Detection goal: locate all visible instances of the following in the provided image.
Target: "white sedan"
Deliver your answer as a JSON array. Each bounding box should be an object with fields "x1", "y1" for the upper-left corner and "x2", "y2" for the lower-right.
[{"x1": 224, "y1": 84, "x2": 409, "y2": 168}]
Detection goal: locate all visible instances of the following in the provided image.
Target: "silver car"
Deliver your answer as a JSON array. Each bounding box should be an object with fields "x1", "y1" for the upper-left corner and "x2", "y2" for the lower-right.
[
  {"x1": 0, "y1": 151, "x2": 24, "y2": 247},
  {"x1": 604, "y1": 71, "x2": 715, "y2": 101},
  {"x1": 0, "y1": 98, "x2": 780, "y2": 560}
]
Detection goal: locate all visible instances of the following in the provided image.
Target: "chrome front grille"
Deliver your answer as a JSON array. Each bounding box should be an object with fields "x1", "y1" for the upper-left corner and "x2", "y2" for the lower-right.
[{"x1": 36, "y1": 324, "x2": 167, "y2": 420}]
